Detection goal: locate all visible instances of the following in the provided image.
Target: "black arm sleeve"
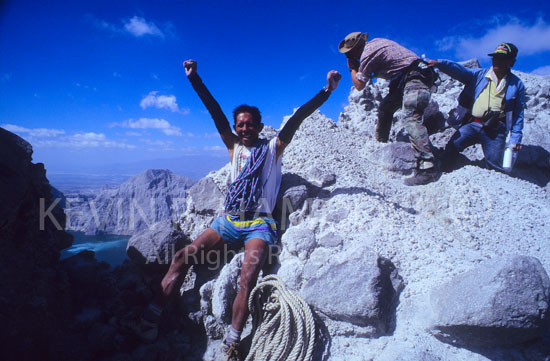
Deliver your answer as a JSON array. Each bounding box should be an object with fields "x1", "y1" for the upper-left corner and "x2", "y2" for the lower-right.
[
  {"x1": 187, "y1": 72, "x2": 231, "y2": 133},
  {"x1": 278, "y1": 88, "x2": 331, "y2": 144}
]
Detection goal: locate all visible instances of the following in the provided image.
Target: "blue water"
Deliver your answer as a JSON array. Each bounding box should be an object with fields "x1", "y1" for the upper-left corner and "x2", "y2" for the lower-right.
[{"x1": 61, "y1": 231, "x2": 130, "y2": 267}]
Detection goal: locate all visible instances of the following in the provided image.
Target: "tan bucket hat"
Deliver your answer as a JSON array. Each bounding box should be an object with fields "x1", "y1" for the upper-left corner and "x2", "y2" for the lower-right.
[{"x1": 338, "y1": 32, "x2": 369, "y2": 53}]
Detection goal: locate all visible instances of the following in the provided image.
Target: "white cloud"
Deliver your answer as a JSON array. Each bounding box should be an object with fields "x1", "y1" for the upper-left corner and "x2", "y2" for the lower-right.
[
  {"x1": 125, "y1": 131, "x2": 143, "y2": 136},
  {"x1": 140, "y1": 91, "x2": 183, "y2": 113},
  {"x1": 139, "y1": 138, "x2": 173, "y2": 146},
  {"x1": 1, "y1": 124, "x2": 65, "y2": 137},
  {"x1": 66, "y1": 132, "x2": 130, "y2": 148},
  {"x1": 124, "y1": 16, "x2": 164, "y2": 38},
  {"x1": 204, "y1": 132, "x2": 219, "y2": 138},
  {"x1": 203, "y1": 145, "x2": 226, "y2": 152},
  {"x1": 90, "y1": 14, "x2": 166, "y2": 39},
  {"x1": 2, "y1": 123, "x2": 135, "y2": 149},
  {"x1": 139, "y1": 138, "x2": 176, "y2": 151},
  {"x1": 437, "y1": 17, "x2": 550, "y2": 60},
  {"x1": 57, "y1": 133, "x2": 134, "y2": 149},
  {"x1": 532, "y1": 65, "x2": 550, "y2": 76},
  {"x1": 111, "y1": 118, "x2": 182, "y2": 136}
]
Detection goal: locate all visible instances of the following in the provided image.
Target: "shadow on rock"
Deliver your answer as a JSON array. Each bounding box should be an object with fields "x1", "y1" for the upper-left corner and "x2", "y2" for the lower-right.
[
  {"x1": 312, "y1": 311, "x2": 332, "y2": 361},
  {"x1": 434, "y1": 333, "x2": 550, "y2": 361},
  {"x1": 275, "y1": 173, "x2": 417, "y2": 221},
  {"x1": 510, "y1": 144, "x2": 550, "y2": 186},
  {"x1": 378, "y1": 257, "x2": 404, "y2": 335},
  {"x1": 510, "y1": 165, "x2": 550, "y2": 187},
  {"x1": 323, "y1": 186, "x2": 417, "y2": 215}
]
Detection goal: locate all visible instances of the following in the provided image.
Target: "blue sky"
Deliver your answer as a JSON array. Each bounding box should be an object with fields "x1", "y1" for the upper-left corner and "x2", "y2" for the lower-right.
[{"x1": 1, "y1": 0, "x2": 549, "y2": 177}]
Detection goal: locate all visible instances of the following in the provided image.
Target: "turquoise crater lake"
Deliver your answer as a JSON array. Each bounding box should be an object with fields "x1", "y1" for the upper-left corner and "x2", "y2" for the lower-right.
[{"x1": 61, "y1": 231, "x2": 130, "y2": 267}]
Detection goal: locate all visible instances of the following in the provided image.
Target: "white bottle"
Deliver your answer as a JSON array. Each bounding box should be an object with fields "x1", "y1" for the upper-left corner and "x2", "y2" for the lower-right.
[
  {"x1": 503, "y1": 144, "x2": 515, "y2": 172},
  {"x1": 502, "y1": 131, "x2": 516, "y2": 172}
]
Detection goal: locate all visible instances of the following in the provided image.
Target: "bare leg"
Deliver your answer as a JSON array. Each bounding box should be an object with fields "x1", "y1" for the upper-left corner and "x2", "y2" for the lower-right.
[
  {"x1": 230, "y1": 238, "x2": 269, "y2": 332},
  {"x1": 157, "y1": 228, "x2": 225, "y2": 305},
  {"x1": 122, "y1": 229, "x2": 225, "y2": 342}
]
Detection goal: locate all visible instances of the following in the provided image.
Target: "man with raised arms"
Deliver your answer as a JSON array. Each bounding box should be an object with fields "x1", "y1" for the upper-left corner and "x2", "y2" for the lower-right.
[{"x1": 132, "y1": 59, "x2": 341, "y2": 361}]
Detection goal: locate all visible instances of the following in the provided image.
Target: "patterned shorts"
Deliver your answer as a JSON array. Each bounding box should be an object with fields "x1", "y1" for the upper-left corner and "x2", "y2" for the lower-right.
[{"x1": 210, "y1": 214, "x2": 278, "y2": 248}]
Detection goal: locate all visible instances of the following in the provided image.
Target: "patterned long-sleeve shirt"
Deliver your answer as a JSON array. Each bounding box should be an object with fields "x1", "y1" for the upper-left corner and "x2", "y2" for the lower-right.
[{"x1": 356, "y1": 38, "x2": 419, "y2": 82}]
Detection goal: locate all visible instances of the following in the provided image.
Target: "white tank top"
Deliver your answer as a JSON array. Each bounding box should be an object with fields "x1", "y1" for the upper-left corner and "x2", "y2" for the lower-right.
[{"x1": 230, "y1": 137, "x2": 282, "y2": 214}]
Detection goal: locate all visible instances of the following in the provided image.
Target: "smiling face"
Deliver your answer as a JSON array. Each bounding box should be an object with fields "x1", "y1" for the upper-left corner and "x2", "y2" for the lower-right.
[{"x1": 234, "y1": 112, "x2": 263, "y2": 146}]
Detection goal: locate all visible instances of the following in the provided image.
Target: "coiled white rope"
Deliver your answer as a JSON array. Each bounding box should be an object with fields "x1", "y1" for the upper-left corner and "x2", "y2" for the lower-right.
[{"x1": 245, "y1": 275, "x2": 316, "y2": 361}]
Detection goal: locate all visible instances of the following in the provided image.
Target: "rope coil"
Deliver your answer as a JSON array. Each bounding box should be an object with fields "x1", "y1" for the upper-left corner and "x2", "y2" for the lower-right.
[{"x1": 245, "y1": 275, "x2": 316, "y2": 361}]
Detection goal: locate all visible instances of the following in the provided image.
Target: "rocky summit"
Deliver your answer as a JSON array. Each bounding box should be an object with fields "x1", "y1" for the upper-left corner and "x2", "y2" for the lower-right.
[
  {"x1": 1, "y1": 60, "x2": 549, "y2": 361},
  {"x1": 173, "y1": 62, "x2": 550, "y2": 360}
]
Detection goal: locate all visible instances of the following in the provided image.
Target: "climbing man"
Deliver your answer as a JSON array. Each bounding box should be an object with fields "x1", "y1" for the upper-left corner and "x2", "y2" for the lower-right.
[
  {"x1": 428, "y1": 42, "x2": 525, "y2": 172},
  {"x1": 131, "y1": 59, "x2": 341, "y2": 361},
  {"x1": 338, "y1": 32, "x2": 440, "y2": 185}
]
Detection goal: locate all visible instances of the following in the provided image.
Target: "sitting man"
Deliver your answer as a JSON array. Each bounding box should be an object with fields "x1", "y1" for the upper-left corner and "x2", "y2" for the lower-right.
[
  {"x1": 134, "y1": 59, "x2": 341, "y2": 361},
  {"x1": 338, "y1": 31, "x2": 440, "y2": 186},
  {"x1": 429, "y1": 42, "x2": 525, "y2": 172}
]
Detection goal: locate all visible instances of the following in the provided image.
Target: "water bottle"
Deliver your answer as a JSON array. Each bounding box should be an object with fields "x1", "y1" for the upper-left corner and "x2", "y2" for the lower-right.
[{"x1": 502, "y1": 144, "x2": 515, "y2": 172}]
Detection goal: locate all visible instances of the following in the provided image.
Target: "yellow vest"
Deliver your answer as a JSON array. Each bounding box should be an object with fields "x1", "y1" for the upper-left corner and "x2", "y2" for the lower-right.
[{"x1": 471, "y1": 68, "x2": 507, "y2": 118}]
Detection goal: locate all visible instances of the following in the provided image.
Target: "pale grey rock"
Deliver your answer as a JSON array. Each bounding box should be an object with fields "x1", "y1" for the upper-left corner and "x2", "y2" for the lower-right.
[
  {"x1": 370, "y1": 142, "x2": 416, "y2": 174},
  {"x1": 211, "y1": 253, "x2": 243, "y2": 323},
  {"x1": 288, "y1": 210, "x2": 305, "y2": 227},
  {"x1": 276, "y1": 257, "x2": 304, "y2": 290},
  {"x1": 430, "y1": 255, "x2": 550, "y2": 346},
  {"x1": 279, "y1": 184, "x2": 309, "y2": 213},
  {"x1": 199, "y1": 254, "x2": 244, "y2": 339},
  {"x1": 374, "y1": 343, "x2": 439, "y2": 361},
  {"x1": 324, "y1": 207, "x2": 349, "y2": 223},
  {"x1": 537, "y1": 85, "x2": 550, "y2": 99},
  {"x1": 177, "y1": 171, "x2": 227, "y2": 241},
  {"x1": 188, "y1": 176, "x2": 224, "y2": 215},
  {"x1": 526, "y1": 84, "x2": 540, "y2": 96},
  {"x1": 204, "y1": 163, "x2": 231, "y2": 195},
  {"x1": 338, "y1": 85, "x2": 382, "y2": 137},
  {"x1": 280, "y1": 226, "x2": 316, "y2": 260},
  {"x1": 259, "y1": 124, "x2": 278, "y2": 140},
  {"x1": 66, "y1": 169, "x2": 194, "y2": 235},
  {"x1": 126, "y1": 220, "x2": 189, "y2": 266},
  {"x1": 318, "y1": 231, "x2": 343, "y2": 248},
  {"x1": 299, "y1": 245, "x2": 400, "y2": 333},
  {"x1": 308, "y1": 166, "x2": 337, "y2": 187},
  {"x1": 458, "y1": 58, "x2": 481, "y2": 69}
]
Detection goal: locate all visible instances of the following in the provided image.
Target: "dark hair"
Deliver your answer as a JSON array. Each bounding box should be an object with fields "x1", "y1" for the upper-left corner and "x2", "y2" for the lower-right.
[{"x1": 233, "y1": 104, "x2": 262, "y2": 124}]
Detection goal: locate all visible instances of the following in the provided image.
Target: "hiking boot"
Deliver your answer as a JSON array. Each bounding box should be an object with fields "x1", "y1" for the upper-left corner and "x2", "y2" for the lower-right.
[
  {"x1": 221, "y1": 340, "x2": 242, "y2": 361},
  {"x1": 403, "y1": 167, "x2": 441, "y2": 186}
]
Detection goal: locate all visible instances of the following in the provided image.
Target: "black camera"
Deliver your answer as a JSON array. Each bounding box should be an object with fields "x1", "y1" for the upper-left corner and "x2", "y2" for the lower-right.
[{"x1": 481, "y1": 110, "x2": 503, "y2": 128}]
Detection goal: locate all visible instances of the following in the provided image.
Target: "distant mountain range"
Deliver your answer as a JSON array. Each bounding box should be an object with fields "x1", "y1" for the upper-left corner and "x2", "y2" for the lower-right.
[
  {"x1": 65, "y1": 169, "x2": 196, "y2": 236},
  {"x1": 47, "y1": 153, "x2": 228, "y2": 193}
]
